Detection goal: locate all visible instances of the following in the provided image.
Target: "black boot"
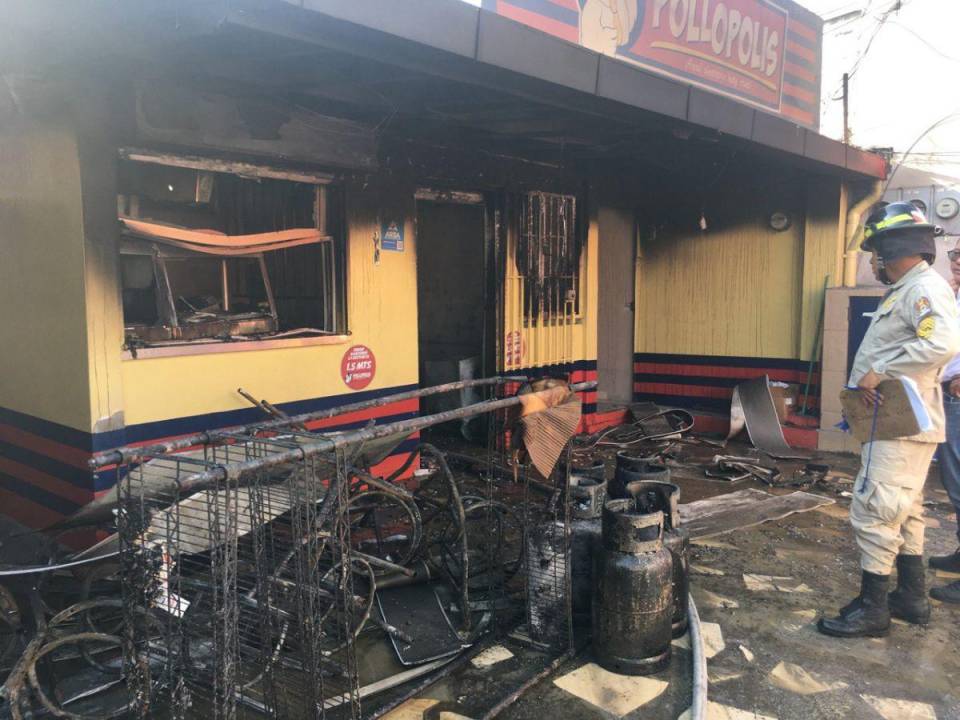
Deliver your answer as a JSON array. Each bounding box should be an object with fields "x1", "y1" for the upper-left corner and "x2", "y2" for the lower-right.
[
  {"x1": 817, "y1": 571, "x2": 891, "y2": 638},
  {"x1": 930, "y1": 579, "x2": 960, "y2": 603},
  {"x1": 928, "y1": 549, "x2": 960, "y2": 572},
  {"x1": 888, "y1": 555, "x2": 930, "y2": 624}
]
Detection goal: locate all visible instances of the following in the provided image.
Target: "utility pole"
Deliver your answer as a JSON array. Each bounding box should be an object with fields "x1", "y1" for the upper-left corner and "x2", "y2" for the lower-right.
[{"x1": 842, "y1": 72, "x2": 850, "y2": 145}]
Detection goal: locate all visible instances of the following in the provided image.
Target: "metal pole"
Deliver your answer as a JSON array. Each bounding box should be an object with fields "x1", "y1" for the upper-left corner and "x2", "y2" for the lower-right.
[
  {"x1": 221, "y1": 259, "x2": 230, "y2": 313},
  {"x1": 91, "y1": 375, "x2": 529, "y2": 468},
  {"x1": 174, "y1": 382, "x2": 597, "y2": 497},
  {"x1": 842, "y1": 73, "x2": 850, "y2": 145},
  {"x1": 800, "y1": 274, "x2": 830, "y2": 416},
  {"x1": 687, "y1": 595, "x2": 708, "y2": 720}
]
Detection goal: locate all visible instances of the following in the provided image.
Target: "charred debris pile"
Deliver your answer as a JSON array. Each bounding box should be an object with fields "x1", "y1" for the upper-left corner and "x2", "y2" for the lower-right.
[{"x1": 0, "y1": 376, "x2": 830, "y2": 720}]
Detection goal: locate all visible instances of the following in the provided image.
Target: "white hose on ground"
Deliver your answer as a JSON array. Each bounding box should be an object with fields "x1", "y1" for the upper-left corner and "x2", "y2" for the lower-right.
[{"x1": 687, "y1": 594, "x2": 708, "y2": 720}]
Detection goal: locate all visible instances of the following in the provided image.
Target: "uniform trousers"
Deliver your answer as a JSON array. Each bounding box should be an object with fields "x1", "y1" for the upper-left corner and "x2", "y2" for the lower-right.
[{"x1": 850, "y1": 439, "x2": 935, "y2": 575}]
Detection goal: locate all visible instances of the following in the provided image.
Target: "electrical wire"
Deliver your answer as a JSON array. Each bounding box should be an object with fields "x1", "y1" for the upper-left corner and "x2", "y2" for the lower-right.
[
  {"x1": 826, "y1": 0, "x2": 910, "y2": 100},
  {"x1": 885, "y1": 111, "x2": 960, "y2": 193},
  {"x1": 887, "y1": 20, "x2": 960, "y2": 63}
]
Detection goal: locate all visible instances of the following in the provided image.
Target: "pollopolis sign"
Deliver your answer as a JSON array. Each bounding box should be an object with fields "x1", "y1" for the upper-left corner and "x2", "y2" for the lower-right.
[{"x1": 483, "y1": 0, "x2": 820, "y2": 125}]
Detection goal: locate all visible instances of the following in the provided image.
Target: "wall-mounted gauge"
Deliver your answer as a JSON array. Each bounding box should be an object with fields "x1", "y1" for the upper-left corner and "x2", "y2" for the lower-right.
[
  {"x1": 910, "y1": 199, "x2": 928, "y2": 215},
  {"x1": 769, "y1": 211, "x2": 791, "y2": 232},
  {"x1": 936, "y1": 197, "x2": 960, "y2": 220}
]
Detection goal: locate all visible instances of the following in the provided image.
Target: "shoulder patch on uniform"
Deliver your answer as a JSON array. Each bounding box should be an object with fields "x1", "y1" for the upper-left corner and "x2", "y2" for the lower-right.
[
  {"x1": 918, "y1": 316, "x2": 936, "y2": 339},
  {"x1": 914, "y1": 296, "x2": 932, "y2": 317}
]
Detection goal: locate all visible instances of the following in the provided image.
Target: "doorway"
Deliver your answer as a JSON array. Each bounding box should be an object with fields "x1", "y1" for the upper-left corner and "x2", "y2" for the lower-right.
[
  {"x1": 415, "y1": 195, "x2": 490, "y2": 424},
  {"x1": 596, "y1": 207, "x2": 637, "y2": 408}
]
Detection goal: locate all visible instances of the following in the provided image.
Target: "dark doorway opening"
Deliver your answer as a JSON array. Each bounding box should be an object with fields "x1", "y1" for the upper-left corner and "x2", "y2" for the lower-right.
[{"x1": 416, "y1": 196, "x2": 490, "y2": 438}]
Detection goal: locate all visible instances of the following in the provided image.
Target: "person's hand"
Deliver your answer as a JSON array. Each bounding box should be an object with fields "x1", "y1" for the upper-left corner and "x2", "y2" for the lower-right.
[
  {"x1": 949, "y1": 378, "x2": 960, "y2": 398},
  {"x1": 858, "y1": 369, "x2": 884, "y2": 406}
]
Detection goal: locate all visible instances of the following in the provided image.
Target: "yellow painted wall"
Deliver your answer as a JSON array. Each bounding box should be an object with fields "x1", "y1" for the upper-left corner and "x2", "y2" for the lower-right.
[
  {"x1": 799, "y1": 176, "x2": 845, "y2": 360},
  {"x1": 0, "y1": 122, "x2": 92, "y2": 431},
  {"x1": 501, "y1": 198, "x2": 598, "y2": 371},
  {"x1": 95, "y1": 181, "x2": 421, "y2": 428},
  {"x1": 635, "y1": 183, "x2": 806, "y2": 359}
]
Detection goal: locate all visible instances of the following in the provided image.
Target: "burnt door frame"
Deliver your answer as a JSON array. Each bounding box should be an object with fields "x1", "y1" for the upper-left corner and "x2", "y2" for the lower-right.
[{"x1": 414, "y1": 188, "x2": 496, "y2": 380}]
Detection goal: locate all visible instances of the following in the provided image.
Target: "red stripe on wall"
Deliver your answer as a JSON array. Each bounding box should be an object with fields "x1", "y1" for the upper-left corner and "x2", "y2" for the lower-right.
[
  {"x1": 0, "y1": 487, "x2": 97, "y2": 549},
  {"x1": 634, "y1": 382, "x2": 734, "y2": 400},
  {"x1": 0, "y1": 423, "x2": 92, "y2": 469},
  {"x1": 547, "y1": 0, "x2": 580, "y2": 10},
  {"x1": 787, "y1": 41, "x2": 815, "y2": 63},
  {"x1": 0, "y1": 457, "x2": 93, "y2": 505},
  {"x1": 497, "y1": 3, "x2": 580, "y2": 42},
  {"x1": 0, "y1": 487, "x2": 64, "y2": 531},
  {"x1": 780, "y1": 104, "x2": 815, "y2": 125},
  {"x1": 633, "y1": 362, "x2": 819, "y2": 385},
  {"x1": 306, "y1": 398, "x2": 420, "y2": 430},
  {"x1": 788, "y1": 20, "x2": 819, "y2": 43},
  {"x1": 783, "y1": 82, "x2": 817, "y2": 106},
  {"x1": 784, "y1": 62, "x2": 817, "y2": 84}
]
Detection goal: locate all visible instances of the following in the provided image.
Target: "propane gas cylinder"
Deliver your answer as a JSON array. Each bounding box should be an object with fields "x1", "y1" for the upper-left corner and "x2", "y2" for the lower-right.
[
  {"x1": 569, "y1": 471, "x2": 606, "y2": 619},
  {"x1": 592, "y1": 499, "x2": 673, "y2": 675},
  {"x1": 627, "y1": 480, "x2": 690, "y2": 638},
  {"x1": 610, "y1": 451, "x2": 671, "y2": 499}
]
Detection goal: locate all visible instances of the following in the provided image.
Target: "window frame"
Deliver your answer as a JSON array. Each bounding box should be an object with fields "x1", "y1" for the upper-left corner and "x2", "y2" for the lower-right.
[{"x1": 117, "y1": 148, "x2": 348, "y2": 354}]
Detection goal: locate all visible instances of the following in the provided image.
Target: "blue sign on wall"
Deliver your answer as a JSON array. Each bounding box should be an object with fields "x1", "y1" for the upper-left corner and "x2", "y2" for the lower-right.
[{"x1": 381, "y1": 219, "x2": 404, "y2": 252}]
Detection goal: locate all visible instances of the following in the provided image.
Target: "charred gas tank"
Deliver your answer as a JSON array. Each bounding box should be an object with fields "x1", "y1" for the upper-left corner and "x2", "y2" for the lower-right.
[
  {"x1": 625, "y1": 480, "x2": 689, "y2": 638},
  {"x1": 592, "y1": 500, "x2": 673, "y2": 675},
  {"x1": 569, "y1": 471, "x2": 607, "y2": 621},
  {"x1": 610, "y1": 451, "x2": 671, "y2": 500},
  {"x1": 525, "y1": 521, "x2": 568, "y2": 648}
]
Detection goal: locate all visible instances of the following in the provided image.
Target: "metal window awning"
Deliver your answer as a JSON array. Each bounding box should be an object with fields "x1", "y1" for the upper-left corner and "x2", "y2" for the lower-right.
[{"x1": 120, "y1": 218, "x2": 329, "y2": 256}]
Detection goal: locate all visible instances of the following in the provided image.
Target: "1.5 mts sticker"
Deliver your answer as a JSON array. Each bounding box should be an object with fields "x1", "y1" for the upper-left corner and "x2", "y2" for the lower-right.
[{"x1": 341, "y1": 345, "x2": 376, "y2": 390}]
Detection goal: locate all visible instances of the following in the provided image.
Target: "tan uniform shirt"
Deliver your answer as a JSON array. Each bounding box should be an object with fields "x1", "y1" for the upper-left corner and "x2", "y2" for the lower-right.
[{"x1": 848, "y1": 261, "x2": 960, "y2": 443}]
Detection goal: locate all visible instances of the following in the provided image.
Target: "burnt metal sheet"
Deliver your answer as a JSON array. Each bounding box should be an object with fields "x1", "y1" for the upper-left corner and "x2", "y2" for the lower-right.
[
  {"x1": 477, "y1": 12, "x2": 599, "y2": 96},
  {"x1": 596, "y1": 56, "x2": 688, "y2": 122},
  {"x1": 688, "y1": 88, "x2": 754, "y2": 140},
  {"x1": 847, "y1": 145, "x2": 888, "y2": 177},
  {"x1": 376, "y1": 585, "x2": 463, "y2": 666},
  {"x1": 679, "y1": 489, "x2": 834, "y2": 539},
  {"x1": 727, "y1": 376, "x2": 806, "y2": 460},
  {"x1": 295, "y1": 0, "x2": 479, "y2": 59},
  {"x1": 752, "y1": 112, "x2": 805, "y2": 156},
  {"x1": 804, "y1": 132, "x2": 847, "y2": 168}
]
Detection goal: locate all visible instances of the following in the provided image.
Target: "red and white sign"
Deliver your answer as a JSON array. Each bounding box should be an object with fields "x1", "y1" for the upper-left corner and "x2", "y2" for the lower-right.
[
  {"x1": 341, "y1": 345, "x2": 376, "y2": 390},
  {"x1": 505, "y1": 330, "x2": 525, "y2": 367},
  {"x1": 622, "y1": 0, "x2": 789, "y2": 111},
  {"x1": 484, "y1": 0, "x2": 807, "y2": 119}
]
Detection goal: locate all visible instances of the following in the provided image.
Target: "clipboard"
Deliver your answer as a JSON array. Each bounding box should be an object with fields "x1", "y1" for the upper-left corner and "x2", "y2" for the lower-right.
[{"x1": 839, "y1": 378, "x2": 930, "y2": 442}]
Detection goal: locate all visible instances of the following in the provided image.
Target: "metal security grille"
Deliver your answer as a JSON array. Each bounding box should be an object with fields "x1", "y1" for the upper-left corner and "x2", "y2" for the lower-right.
[
  {"x1": 517, "y1": 192, "x2": 580, "y2": 322},
  {"x1": 503, "y1": 192, "x2": 581, "y2": 371}
]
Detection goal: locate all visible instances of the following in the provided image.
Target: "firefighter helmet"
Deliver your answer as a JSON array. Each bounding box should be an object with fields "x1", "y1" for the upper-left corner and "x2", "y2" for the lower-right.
[{"x1": 860, "y1": 201, "x2": 937, "y2": 264}]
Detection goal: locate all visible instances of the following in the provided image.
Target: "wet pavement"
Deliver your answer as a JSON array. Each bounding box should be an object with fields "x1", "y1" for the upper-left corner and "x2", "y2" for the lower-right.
[{"x1": 388, "y1": 447, "x2": 960, "y2": 720}]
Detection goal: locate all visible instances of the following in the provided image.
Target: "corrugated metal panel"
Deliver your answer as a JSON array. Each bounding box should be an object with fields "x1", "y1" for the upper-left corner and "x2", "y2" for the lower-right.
[{"x1": 636, "y1": 190, "x2": 803, "y2": 359}]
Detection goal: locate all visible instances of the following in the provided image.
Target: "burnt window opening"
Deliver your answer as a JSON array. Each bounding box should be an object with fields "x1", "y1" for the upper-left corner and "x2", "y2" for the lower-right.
[
  {"x1": 517, "y1": 192, "x2": 581, "y2": 322},
  {"x1": 117, "y1": 156, "x2": 346, "y2": 347}
]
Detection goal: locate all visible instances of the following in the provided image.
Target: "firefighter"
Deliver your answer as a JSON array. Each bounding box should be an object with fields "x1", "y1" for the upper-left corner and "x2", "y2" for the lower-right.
[{"x1": 818, "y1": 202, "x2": 960, "y2": 638}]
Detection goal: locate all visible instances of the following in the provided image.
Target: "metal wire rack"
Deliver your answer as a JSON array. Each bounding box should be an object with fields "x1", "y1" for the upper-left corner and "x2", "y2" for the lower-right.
[
  {"x1": 117, "y1": 435, "x2": 362, "y2": 720},
  {"x1": 67, "y1": 378, "x2": 593, "y2": 720}
]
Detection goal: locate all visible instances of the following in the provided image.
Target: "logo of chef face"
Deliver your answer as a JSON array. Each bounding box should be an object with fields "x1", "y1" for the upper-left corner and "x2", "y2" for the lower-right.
[{"x1": 579, "y1": 0, "x2": 642, "y2": 55}]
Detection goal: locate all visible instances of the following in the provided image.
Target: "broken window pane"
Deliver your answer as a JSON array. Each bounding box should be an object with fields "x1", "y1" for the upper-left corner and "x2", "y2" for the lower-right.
[{"x1": 118, "y1": 158, "x2": 345, "y2": 348}]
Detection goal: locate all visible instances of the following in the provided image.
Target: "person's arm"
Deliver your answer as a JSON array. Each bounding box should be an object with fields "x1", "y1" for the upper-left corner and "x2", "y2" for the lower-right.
[{"x1": 872, "y1": 286, "x2": 960, "y2": 379}]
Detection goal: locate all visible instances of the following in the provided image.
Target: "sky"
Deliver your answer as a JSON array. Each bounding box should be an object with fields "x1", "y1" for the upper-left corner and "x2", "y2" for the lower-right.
[{"x1": 458, "y1": 0, "x2": 960, "y2": 181}]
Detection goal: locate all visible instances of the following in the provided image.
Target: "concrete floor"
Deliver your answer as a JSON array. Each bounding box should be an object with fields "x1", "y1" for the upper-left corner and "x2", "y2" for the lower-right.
[
  {"x1": 4, "y1": 441, "x2": 959, "y2": 719},
  {"x1": 388, "y1": 447, "x2": 960, "y2": 720}
]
